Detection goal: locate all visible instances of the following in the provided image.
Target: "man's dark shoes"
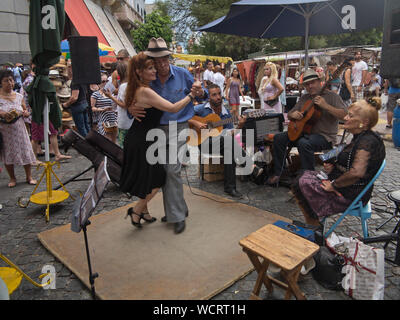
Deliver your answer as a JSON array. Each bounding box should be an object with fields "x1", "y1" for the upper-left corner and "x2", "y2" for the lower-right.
[
  {"x1": 225, "y1": 189, "x2": 243, "y2": 198},
  {"x1": 174, "y1": 221, "x2": 186, "y2": 234},
  {"x1": 161, "y1": 211, "x2": 188, "y2": 223},
  {"x1": 266, "y1": 175, "x2": 280, "y2": 187}
]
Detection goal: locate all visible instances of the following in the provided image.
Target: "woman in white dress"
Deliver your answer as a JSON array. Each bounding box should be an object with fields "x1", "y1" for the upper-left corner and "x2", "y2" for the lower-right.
[{"x1": 0, "y1": 69, "x2": 37, "y2": 188}]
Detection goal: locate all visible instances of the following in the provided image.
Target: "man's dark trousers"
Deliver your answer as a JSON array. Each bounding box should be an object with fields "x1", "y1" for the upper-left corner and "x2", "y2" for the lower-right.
[{"x1": 272, "y1": 131, "x2": 332, "y2": 176}]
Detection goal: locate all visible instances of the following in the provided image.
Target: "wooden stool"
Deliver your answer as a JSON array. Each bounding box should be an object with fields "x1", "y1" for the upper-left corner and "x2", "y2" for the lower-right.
[
  {"x1": 239, "y1": 224, "x2": 319, "y2": 300},
  {"x1": 198, "y1": 153, "x2": 224, "y2": 182}
]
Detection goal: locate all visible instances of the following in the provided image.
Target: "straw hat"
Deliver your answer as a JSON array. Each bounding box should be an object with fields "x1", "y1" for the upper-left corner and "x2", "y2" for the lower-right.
[
  {"x1": 59, "y1": 56, "x2": 67, "y2": 65},
  {"x1": 144, "y1": 37, "x2": 172, "y2": 58},
  {"x1": 51, "y1": 79, "x2": 63, "y2": 88},
  {"x1": 57, "y1": 83, "x2": 71, "y2": 99},
  {"x1": 49, "y1": 70, "x2": 60, "y2": 79},
  {"x1": 62, "y1": 110, "x2": 73, "y2": 121},
  {"x1": 51, "y1": 63, "x2": 67, "y2": 70}
]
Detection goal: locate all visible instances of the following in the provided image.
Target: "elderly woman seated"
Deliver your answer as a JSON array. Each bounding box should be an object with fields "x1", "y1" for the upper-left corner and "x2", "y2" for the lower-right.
[{"x1": 291, "y1": 97, "x2": 385, "y2": 227}]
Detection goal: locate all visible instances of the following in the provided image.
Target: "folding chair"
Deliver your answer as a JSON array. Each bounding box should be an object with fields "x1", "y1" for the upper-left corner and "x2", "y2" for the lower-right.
[{"x1": 323, "y1": 159, "x2": 386, "y2": 239}]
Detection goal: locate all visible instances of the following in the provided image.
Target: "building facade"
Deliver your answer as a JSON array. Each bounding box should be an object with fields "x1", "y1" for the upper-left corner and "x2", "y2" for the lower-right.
[
  {"x1": 0, "y1": 0, "x2": 30, "y2": 65},
  {"x1": 0, "y1": 0, "x2": 144, "y2": 66}
]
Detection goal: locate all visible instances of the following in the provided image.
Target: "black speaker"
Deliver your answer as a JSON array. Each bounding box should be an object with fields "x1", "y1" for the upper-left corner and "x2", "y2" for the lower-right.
[
  {"x1": 68, "y1": 36, "x2": 101, "y2": 85},
  {"x1": 242, "y1": 113, "x2": 284, "y2": 146},
  {"x1": 381, "y1": 0, "x2": 400, "y2": 79}
]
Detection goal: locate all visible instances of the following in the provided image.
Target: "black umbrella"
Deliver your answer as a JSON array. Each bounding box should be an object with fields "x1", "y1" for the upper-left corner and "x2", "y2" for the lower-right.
[{"x1": 198, "y1": 0, "x2": 384, "y2": 68}]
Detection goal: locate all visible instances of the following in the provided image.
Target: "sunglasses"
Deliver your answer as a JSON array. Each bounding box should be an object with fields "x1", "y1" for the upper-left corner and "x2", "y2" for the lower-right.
[
  {"x1": 116, "y1": 57, "x2": 124, "y2": 61},
  {"x1": 101, "y1": 80, "x2": 107, "y2": 83}
]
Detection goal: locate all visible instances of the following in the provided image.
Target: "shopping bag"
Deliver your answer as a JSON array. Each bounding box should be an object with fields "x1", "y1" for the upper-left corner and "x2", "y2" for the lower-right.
[
  {"x1": 326, "y1": 233, "x2": 385, "y2": 300},
  {"x1": 341, "y1": 238, "x2": 385, "y2": 300}
]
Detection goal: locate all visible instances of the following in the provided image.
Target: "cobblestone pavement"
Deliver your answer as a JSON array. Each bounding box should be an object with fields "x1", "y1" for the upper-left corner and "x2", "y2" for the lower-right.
[{"x1": 1, "y1": 117, "x2": 400, "y2": 300}]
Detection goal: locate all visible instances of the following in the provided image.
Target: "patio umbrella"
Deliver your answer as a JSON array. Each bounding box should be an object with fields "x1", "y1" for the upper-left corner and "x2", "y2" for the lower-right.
[
  {"x1": 26, "y1": 0, "x2": 65, "y2": 150},
  {"x1": 198, "y1": 0, "x2": 384, "y2": 68},
  {"x1": 25, "y1": 0, "x2": 70, "y2": 222}
]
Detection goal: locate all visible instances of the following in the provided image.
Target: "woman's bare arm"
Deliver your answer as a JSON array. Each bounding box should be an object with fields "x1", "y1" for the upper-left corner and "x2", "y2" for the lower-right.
[
  {"x1": 272, "y1": 78, "x2": 284, "y2": 98},
  {"x1": 139, "y1": 87, "x2": 192, "y2": 113}
]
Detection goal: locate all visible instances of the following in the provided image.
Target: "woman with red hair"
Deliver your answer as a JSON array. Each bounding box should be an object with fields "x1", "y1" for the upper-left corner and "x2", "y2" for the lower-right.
[{"x1": 120, "y1": 52, "x2": 197, "y2": 228}]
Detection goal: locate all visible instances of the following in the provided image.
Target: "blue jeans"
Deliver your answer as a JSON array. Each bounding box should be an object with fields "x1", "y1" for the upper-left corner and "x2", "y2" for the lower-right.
[
  {"x1": 273, "y1": 132, "x2": 332, "y2": 176},
  {"x1": 70, "y1": 103, "x2": 90, "y2": 137}
]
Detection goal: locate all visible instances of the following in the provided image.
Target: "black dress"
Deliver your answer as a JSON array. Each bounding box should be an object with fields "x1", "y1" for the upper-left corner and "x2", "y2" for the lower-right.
[
  {"x1": 119, "y1": 107, "x2": 166, "y2": 199},
  {"x1": 328, "y1": 130, "x2": 386, "y2": 205}
]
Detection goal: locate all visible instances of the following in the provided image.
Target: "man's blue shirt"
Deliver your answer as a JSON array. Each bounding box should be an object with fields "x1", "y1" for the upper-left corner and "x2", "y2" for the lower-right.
[
  {"x1": 151, "y1": 64, "x2": 207, "y2": 125},
  {"x1": 194, "y1": 102, "x2": 234, "y2": 129}
]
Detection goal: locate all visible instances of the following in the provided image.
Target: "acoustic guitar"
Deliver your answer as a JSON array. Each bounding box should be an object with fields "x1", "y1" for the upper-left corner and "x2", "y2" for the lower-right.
[
  {"x1": 187, "y1": 109, "x2": 267, "y2": 146},
  {"x1": 287, "y1": 62, "x2": 347, "y2": 142}
]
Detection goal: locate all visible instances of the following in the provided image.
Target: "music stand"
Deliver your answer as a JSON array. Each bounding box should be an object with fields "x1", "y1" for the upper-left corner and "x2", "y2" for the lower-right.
[{"x1": 71, "y1": 157, "x2": 111, "y2": 299}]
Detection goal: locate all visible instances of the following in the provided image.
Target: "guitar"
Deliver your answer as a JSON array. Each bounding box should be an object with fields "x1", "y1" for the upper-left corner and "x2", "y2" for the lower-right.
[
  {"x1": 287, "y1": 62, "x2": 347, "y2": 142},
  {"x1": 187, "y1": 109, "x2": 267, "y2": 146}
]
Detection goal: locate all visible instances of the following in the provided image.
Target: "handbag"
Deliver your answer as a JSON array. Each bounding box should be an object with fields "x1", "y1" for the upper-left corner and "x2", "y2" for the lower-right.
[
  {"x1": 264, "y1": 98, "x2": 279, "y2": 107},
  {"x1": 103, "y1": 121, "x2": 118, "y2": 134},
  {"x1": 311, "y1": 246, "x2": 345, "y2": 290},
  {"x1": 0, "y1": 109, "x2": 22, "y2": 124}
]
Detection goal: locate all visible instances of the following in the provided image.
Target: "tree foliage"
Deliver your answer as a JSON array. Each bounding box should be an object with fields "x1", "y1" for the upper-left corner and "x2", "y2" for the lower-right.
[
  {"x1": 157, "y1": 0, "x2": 268, "y2": 60},
  {"x1": 130, "y1": 10, "x2": 174, "y2": 53},
  {"x1": 156, "y1": 0, "x2": 383, "y2": 60}
]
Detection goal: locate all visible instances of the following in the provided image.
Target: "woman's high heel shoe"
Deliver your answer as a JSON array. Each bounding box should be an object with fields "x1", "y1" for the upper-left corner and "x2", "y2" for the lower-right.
[
  {"x1": 141, "y1": 212, "x2": 157, "y2": 223},
  {"x1": 125, "y1": 208, "x2": 142, "y2": 228}
]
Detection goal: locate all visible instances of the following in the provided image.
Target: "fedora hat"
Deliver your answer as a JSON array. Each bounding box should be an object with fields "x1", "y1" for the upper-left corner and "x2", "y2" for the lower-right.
[
  {"x1": 144, "y1": 37, "x2": 172, "y2": 58},
  {"x1": 302, "y1": 69, "x2": 320, "y2": 84}
]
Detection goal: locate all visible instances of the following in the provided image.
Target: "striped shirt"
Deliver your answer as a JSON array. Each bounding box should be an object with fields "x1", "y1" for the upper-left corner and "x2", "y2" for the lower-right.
[{"x1": 91, "y1": 90, "x2": 117, "y2": 136}]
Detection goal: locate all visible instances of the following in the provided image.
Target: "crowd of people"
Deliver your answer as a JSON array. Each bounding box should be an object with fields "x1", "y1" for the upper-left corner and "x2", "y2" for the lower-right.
[{"x1": 0, "y1": 44, "x2": 394, "y2": 236}]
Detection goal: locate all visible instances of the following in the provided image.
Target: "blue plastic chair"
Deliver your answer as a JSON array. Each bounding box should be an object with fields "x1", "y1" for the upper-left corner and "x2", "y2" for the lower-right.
[{"x1": 323, "y1": 159, "x2": 386, "y2": 239}]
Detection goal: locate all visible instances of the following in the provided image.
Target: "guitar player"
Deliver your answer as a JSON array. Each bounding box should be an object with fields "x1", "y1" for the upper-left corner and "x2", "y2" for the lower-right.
[
  {"x1": 189, "y1": 84, "x2": 263, "y2": 198},
  {"x1": 267, "y1": 69, "x2": 347, "y2": 186}
]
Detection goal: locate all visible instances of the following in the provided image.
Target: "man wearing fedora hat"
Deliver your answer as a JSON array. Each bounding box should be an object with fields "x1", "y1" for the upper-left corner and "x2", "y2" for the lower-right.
[
  {"x1": 128, "y1": 37, "x2": 207, "y2": 234},
  {"x1": 267, "y1": 69, "x2": 347, "y2": 186}
]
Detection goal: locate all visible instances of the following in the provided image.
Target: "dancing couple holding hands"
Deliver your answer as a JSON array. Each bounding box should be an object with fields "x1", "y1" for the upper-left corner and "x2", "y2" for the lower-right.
[{"x1": 120, "y1": 38, "x2": 206, "y2": 234}]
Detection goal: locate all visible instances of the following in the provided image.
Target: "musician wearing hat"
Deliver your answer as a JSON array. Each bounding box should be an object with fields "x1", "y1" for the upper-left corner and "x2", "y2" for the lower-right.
[
  {"x1": 128, "y1": 37, "x2": 207, "y2": 234},
  {"x1": 267, "y1": 69, "x2": 347, "y2": 186}
]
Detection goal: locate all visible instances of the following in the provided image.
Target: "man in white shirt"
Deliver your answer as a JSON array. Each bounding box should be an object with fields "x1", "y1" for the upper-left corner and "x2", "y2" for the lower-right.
[
  {"x1": 213, "y1": 65, "x2": 226, "y2": 97},
  {"x1": 351, "y1": 51, "x2": 368, "y2": 101},
  {"x1": 368, "y1": 68, "x2": 382, "y2": 97},
  {"x1": 203, "y1": 61, "x2": 215, "y2": 88}
]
